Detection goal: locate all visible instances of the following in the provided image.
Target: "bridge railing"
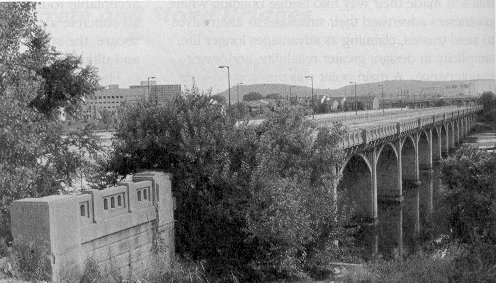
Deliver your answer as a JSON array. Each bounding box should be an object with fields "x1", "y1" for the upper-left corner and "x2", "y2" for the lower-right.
[{"x1": 337, "y1": 105, "x2": 482, "y2": 148}]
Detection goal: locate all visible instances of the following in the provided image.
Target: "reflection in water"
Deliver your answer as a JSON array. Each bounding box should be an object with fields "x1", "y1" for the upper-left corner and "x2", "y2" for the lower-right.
[{"x1": 357, "y1": 167, "x2": 446, "y2": 259}]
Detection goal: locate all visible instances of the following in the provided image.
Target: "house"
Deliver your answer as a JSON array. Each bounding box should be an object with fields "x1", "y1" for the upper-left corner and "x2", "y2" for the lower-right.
[{"x1": 343, "y1": 95, "x2": 379, "y2": 110}]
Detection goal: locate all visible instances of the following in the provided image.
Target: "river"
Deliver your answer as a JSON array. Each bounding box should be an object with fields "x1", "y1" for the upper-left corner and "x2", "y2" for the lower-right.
[{"x1": 356, "y1": 128, "x2": 496, "y2": 260}]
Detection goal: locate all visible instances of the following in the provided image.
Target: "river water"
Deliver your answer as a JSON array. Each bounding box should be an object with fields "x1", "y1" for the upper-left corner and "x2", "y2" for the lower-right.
[{"x1": 356, "y1": 129, "x2": 496, "y2": 260}]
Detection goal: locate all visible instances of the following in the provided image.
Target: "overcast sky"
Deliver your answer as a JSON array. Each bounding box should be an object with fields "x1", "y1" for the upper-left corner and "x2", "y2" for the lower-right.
[{"x1": 37, "y1": 0, "x2": 495, "y2": 93}]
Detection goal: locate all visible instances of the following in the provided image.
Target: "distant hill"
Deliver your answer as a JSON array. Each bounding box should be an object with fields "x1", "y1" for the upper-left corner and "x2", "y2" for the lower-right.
[{"x1": 216, "y1": 79, "x2": 496, "y2": 102}]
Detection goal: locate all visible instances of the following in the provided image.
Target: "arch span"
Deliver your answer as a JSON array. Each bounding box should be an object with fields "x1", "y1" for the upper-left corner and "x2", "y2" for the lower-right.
[
  {"x1": 377, "y1": 143, "x2": 401, "y2": 200},
  {"x1": 337, "y1": 154, "x2": 374, "y2": 220},
  {"x1": 441, "y1": 124, "x2": 449, "y2": 157},
  {"x1": 418, "y1": 130, "x2": 432, "y2": 170},
  {"x1": 401, "y1": 135, "x2": 418, "y2": 187},
  {"x1": 432, "y1": 127, "x2": 441, "y2": 161}
]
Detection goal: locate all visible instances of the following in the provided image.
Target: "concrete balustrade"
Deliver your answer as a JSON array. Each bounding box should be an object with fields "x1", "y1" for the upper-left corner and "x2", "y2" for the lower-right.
[{"x1": 10, "y1": 171, "x2": 174, "y2": 282}]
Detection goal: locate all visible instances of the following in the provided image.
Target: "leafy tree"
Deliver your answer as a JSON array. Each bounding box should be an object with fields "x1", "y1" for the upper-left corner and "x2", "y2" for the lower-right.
[
  {"x1": 243, "y1": 91, "x2": 263, "y2": 101},
  {"x1": 99, "y1": 109, "x2": 113, "y2": 126},
  {"x1": 0, "y1": 3, "x2": 101, "y2": 242},
  {"x1": 441, "y1": 146, "x2": 496, "y2": 245},
  {"x1": 265, "y1": 93, "x2": 282, "y2": 99},
  {"x1": 436, "y1": 99, "x2": 447, "y2": 107},
  {"x1": 479, "y1": 91, "x2": 495, "y2": 112},
  {"x1": 29, "y1": 54, "x2": 100, "y2": 117},
  {"x1": 109, "y1": 83, "x2": 354, "y2": 280}
]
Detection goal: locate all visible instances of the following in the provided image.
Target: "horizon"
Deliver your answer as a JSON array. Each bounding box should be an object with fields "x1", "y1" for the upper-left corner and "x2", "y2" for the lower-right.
[{"x1": 37, "y1": 1, "x2": 495, "y2": 93}]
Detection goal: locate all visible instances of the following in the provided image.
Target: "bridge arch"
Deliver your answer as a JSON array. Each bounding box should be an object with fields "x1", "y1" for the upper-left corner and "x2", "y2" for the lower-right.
[
  {"x1": 337, "y1": 154, "x2": 373, "y2": 220},
  {"x1": 401, "y1": 135, "x2": 418, "y2": 186},
  {"x1": 418, "y1": 130, "x2": 432, "y2": 170},
  {"x1": 448, "y1": 121, "x2": 455, "y2": 149},
  {"x1": 454, "y1": 119, "x2": 460, "y2": 145},
  {"x1": 376, "y1": 143, "x2": 401, "y2": 200},
  {"x1": 441, "y1": 124, "x2": 449, "y2": 156},
  {"x1": 432, "y1": 127, "x2": 441, "y2": 161}
]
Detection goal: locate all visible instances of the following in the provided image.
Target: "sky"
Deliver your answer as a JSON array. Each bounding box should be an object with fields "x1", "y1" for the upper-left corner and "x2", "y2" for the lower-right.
[{"x1": 37, "y1": 0, "x2": 495, "y2": 93}]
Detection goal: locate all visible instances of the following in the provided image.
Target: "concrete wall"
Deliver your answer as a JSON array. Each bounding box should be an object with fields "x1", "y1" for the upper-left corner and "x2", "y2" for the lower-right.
[{"x1": 10, "y1": 171, "x2": 174, "y2": 282}]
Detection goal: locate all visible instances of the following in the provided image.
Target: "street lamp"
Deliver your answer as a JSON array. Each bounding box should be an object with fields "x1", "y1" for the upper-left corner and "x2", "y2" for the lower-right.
[
  {"x1": 147, "y1": 76, "x2": 155, "y2": 102},
  {"x1": 305, "y1": 76, "x2": 314, "y2": 119},
  {"x1": 350, "y1": 81, "x2": 357, "y2": 115},
  {"x1": 237, "y1": 82, "x2": 243, "y2": 104},
  {"x1": 219, "y1": 66, "x2": 231, "y2": 107},
  {"x1": 379, "y1": 84, "x2": 384, "y2": 113}
]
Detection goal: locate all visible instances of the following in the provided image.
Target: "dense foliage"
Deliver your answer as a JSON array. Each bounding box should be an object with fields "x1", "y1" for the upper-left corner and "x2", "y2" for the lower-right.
[
  {"x1": 440, "y1": 146, "x2": 496, "y2": 280},
  {"x1": 108, "y1": 84, "x2": 353, "y2": 281},
  {"x1": 441, "y1": 147, "x2": 496, "y2": 244},
  {"x1": 0, "y1": 3, "x2": 100, "y2": 243},
  {"x1": 243, "y1": 91, "x2": 263, "y2": 101}
]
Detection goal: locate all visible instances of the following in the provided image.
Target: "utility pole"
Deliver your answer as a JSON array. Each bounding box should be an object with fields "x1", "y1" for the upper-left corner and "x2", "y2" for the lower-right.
[
  {"x1": 379, "y1": 84, "x2": 384, "y2": 113},
  {"x1": 219, "y1": 66, "x2": 230, "y2": 107}
]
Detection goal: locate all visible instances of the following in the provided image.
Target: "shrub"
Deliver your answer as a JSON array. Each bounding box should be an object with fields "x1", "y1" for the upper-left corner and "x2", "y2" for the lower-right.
[
  {"x1": 107, "y1": 84, "x2": 354, "y2": 281},
  {"x1": 8, "y1": 241, "x2": 51, "y2": 281}
]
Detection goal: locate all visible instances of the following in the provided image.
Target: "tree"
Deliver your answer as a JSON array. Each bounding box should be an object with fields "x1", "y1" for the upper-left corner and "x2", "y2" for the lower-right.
[
  {"x1": 441, "y1": 147, "x2": 496, "y2": 245},
  {"x1": 29, "y1": 55, "x2": 100, "y2": 118},
  {"x1": 0, "y1": 3, "x2": 101, "y2": 242},
  {"x1": 108, "y1": 83, "x2": 353, "y2": 281},
  {"x1": 265, "y1": 93, "x2": 282, "y2": 99},
  {"x1": 243, "y1": 91, "x2": 263, "y2": 101},
  {"x1": 479, "y1": 91, "x2": 495, "y2": 112}
]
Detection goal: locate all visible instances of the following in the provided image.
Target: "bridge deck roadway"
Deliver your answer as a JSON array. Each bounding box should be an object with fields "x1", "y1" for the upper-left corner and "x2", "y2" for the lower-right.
[{"x1": 314, "y1": 106, "x2": 466, "y2": 130}]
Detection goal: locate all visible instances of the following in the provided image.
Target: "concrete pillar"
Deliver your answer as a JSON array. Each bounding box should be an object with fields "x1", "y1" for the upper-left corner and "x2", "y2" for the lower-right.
[
  {"x1": 414, "y1": 187, "x2": 420, "y2": 234},
  {"x1": 10, "y1": 195, "x2": 86, "y2": 282},
  {"x1": 427, "y1": 129, "x2": 433, "y2": 169},
  {"x1": 397, "y1": 140, "x2": 403, "y2": 199},
  {"x1": 371, "y1": 151, "x2": 378, "y2": 220}
]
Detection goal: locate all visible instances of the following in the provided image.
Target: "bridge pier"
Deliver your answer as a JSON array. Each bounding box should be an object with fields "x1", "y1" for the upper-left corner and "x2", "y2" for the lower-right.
[{"x1": 377, "y1": 142, "x2": 403, "y2": 203}]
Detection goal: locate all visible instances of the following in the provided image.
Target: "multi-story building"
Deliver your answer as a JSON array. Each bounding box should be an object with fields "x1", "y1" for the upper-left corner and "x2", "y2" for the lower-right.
[
  {"x1": 83, "y1": 81, "x2": 182, "y2": 122},
  {"x1": 130, "y1": 81, "x2": 182, "y2": 105},
  {"x1": 83, "y1": 84, "x2": 146, "y2": 122}
]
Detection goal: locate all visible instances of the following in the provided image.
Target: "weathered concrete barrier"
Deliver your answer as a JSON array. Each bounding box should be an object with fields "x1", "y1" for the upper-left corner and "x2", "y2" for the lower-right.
[{"x1": 10, "y1": 171, "x2": 174, "y2": 282}]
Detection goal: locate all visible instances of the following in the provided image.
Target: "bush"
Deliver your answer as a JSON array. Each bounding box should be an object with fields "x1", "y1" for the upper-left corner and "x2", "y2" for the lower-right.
[
  {"x1": 8, "y1": 241, "x2": 51, "y2": 282},
  {"x1": 440, "y1": 146, "x2": 496, "y2": 245},
  {"x1": 107, "y1": 84, "x2": 354, "y2": 281}
]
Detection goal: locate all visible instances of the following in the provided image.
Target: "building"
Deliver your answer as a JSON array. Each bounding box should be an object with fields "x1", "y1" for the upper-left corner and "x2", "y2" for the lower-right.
[
  {"x1": 83, "y1": 84, "x2": 146, "y2": 122},
  {"x1": 343, "y1": 95, "x2": 379, "y2": 111},
  {"x1": 83, "y1": 81, "x2": 181, "y2": 122},
  {"x1": 130, "y1": 81, "x2": 181, "y2": 105}
]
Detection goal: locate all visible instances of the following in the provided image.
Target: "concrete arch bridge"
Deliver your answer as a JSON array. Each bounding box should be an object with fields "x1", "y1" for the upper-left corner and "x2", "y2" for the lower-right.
[{"x1": 314, "y1": 105, "x2": 482, "y2": 222}]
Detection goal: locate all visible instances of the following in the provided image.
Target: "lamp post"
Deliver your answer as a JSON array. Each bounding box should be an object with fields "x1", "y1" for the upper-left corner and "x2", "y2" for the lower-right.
[
  {"x1": 219, "y1": 66, "x2": 231, "y2": 107},
  {"x1": 147, "y1": 76, "x2": 155, "y2": 103},
  {"x1": 379, "y1": 84, "x2": 384, "y2": 113},
  {"x1": 350, "y1": 81, "x2": 357, "y2": 115},
  {"x1": 237, "y1": 82, "x2": 243, "y2": 104},
  {"x1": 305, "y1": 76, "x2": 314, "y2": 119}
]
